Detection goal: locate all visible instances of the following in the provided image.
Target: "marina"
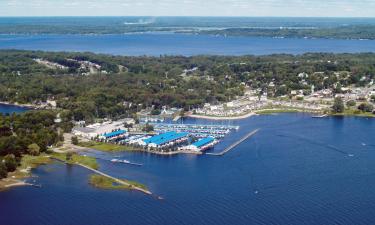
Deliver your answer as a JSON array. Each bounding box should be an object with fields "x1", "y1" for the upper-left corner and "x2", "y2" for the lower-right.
[{"x1": 80, "y1": 120, "x2": 241, "y2": 154}]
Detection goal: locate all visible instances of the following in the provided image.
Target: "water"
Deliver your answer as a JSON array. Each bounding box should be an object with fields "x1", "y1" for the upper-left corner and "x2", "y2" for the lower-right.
[
  {"x1": 1, "y1": 34, "x2": 375, "y2": 56},
  {"x1": 1, "y1": 113, "x2": 375, "y2": 225},
  {"x1": 0, "y1": 103, "x2": 30, "y2": 114}
]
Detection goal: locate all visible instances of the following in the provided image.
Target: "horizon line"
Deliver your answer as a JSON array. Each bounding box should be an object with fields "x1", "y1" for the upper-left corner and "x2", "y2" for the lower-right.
[{"x1": 1, "y1": 16, "x2": 375, "y2": 19}]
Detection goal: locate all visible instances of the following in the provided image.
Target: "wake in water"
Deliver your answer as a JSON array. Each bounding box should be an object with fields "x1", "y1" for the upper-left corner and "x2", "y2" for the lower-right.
[{"x1": 275, "y1": 133, "x2": 353, "y2": 156}]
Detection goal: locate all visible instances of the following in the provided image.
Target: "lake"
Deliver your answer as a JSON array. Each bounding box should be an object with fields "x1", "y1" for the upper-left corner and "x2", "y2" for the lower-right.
[
  {"x1": 1, "y1": 113, "x2": 375, "y2": 225},
  {"x1": 1, "y1": 33, "x2": 375, "y2": 56}
]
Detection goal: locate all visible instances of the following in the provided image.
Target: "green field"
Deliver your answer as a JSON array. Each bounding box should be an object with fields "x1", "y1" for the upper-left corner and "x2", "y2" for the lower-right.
[
  {"x1": 79, "y1": 141, "x2": 142, "y2": 152},
  {"x1": 51, "y1": 152, "x2": 99, "y2": 170},
  {"x1": 330, "y1": 109, "x2": 375, "y2": 118}
]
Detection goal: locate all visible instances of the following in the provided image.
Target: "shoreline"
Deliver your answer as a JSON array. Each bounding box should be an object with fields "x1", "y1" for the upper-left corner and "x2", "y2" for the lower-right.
[{"x1": 0, "y1": 101, "x2": 36, "y2": 109}]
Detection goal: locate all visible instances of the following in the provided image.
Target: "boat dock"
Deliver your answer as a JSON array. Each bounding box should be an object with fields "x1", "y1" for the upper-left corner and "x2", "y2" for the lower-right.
[
  {"x1": 151, "y1": 123, "x2": 239, "y2": 138},
  {"x1": 206, "y1": 129, "x2": 259, "y2": 156}
]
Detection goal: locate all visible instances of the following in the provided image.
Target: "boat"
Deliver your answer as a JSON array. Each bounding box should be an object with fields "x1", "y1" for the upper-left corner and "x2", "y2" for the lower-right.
[
  {"x1": 111, "y1": 159, "x2": 143, "y2": 166},
  {"x1": 312, "y1": 114, "x2": 327, "y2": 118}
]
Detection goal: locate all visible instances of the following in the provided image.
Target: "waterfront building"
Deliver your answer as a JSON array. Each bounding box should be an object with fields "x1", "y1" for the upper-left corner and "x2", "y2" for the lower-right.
[{"x1": 179, "y1": 137, "x2": 217, "y2": 152}]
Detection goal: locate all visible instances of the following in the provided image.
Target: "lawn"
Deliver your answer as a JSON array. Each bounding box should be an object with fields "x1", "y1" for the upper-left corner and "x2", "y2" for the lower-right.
[
  {"x1": 79, "y1": 141, "x2": 142, "y2": 152},
  {"x1": 51, "y1": 152, "x2": 99, "y2": 170},
  {"x1": 330, "y1": 109, "x2": 375, "y2": 118}
]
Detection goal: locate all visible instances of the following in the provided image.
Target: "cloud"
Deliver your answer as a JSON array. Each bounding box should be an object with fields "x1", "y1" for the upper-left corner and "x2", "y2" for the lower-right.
[{"x1": 0, "y1": 0, "x2": 374, "y2": 17}]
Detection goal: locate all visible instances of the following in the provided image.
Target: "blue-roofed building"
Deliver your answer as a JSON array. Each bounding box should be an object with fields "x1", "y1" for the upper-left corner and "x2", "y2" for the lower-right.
[
  {"x1": 192, "y1": 137, "x2": 215, "y2": 148},
  {"x1": 180, "y1": 137, "x2": 217, "y2": 152},
  {"x1": 142, "y1": 131, "x2": 189, "y2": 148},
  {"x1": 102, "y1": 130, "x2": 126, "y2": 139}
]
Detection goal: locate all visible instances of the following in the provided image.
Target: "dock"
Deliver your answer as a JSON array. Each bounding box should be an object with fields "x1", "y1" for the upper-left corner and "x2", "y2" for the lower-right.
[
  {"x1": 151, "y1": 123, "x2": 239, "y2": 139},
  {"x1": 206, "y1": 129, "x2": 259, "y2": 156}
]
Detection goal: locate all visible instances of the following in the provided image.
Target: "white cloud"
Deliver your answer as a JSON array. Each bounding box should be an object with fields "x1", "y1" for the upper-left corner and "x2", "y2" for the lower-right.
[{"x1": 0, "y1": 0, "x2": 374, "y2": 17}]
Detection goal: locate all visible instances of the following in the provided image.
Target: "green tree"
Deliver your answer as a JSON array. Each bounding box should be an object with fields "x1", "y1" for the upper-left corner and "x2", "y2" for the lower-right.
[
  {"x1": 3, "y1": 154, "x2": 18, "y2": 172},
  {"x1": 66, "y1": 152, "x2": 73, "y2": 161},
  {"x1": 27, "y1": 143, "x2": 40, "y2": 156},
  {"x1": 358, "y1": 103, "x2": 374, "y2": 112},
  {"x1": 0, "y1": 162, "x2": 7, "y2": 178},
  {"x1": 142, "y1": 124, "x2": 154, "y2": 132},
  {"x1": 332, "y1": 97, "x2": 344, "y2": 113},
  {"x1": 346, "y1": 100, "x2": 356, "y2": 107},
  {"x1": 71, "y1": 136, "x2": 79, "y2": 145}
]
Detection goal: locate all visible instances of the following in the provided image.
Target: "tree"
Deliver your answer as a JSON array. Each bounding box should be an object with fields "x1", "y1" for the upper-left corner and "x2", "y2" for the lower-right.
[
  {"x1": 346, "y1": 100, "x2": 356, "y2": 107},
  {"x1": 0, "y1": 162, "x2": 7, "y2": 179},
  {"x1": 27, "y1": 143, "x2": 40, "y2": 156},
  {"x1": 332, "y1": 97, "x2": 344, "y2": 113},
  {"x1": 371, "y1": 95, "x2": 375, "y2": 103},
  {"x1": 71, "y1": 136, "x2": 79, "y2": 145},
  {"x1": 358, "y1": 103, "x2": 374, "y2": 112},
  {"x1": 142, "y1": 123, "x2": 154, "y2": 132},
  {"x1": 66, "y1": 152, "x2": 73, "y2": 161},
  {"x1": 151, "y1": 109, "x2": 161, "y2": 115},
  {"x1": 3, "y1": 154, "x2": 18, "y2": 172}
]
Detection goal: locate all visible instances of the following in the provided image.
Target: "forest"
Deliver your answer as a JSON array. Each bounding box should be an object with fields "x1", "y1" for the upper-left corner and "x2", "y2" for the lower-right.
[
  {"x1": 0, "y1": 110, "x2": 63, "y2": 178},
  {"x1": 197, "y1": 25, "x2": 375, "y2": 40},
  {"x1": 0, "y1": 50, "x2": 375, "y2": 123}
]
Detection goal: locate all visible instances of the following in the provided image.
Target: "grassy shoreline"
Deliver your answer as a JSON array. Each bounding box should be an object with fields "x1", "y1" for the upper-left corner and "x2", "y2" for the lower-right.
[
  {"x1": 0, "y1": 154, "x2": 52, "y2": 190},
  {"x1": 329, "y1": 109, "x2": 375, "y2": 118},
  {"x1": 51, "y1": 152, "x2": 99, "y2": 170}
]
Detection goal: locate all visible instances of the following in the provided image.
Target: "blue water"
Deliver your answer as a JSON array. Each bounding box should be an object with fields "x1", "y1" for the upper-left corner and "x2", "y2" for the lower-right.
[
  {"x1": 1, "y1": 34, "x2": 375, "y2": 56},
  {"x1": 0, "y1": 103, "x2": 30, "y2": 114},
  {"x1": 1, "y1": 113, "x2": 375, "y2": 225}
]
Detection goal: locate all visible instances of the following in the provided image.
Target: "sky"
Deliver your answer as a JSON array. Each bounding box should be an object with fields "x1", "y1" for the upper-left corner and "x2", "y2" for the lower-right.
[{"x1": 1, "y1": 0, "x2": 374, "y2": 17}]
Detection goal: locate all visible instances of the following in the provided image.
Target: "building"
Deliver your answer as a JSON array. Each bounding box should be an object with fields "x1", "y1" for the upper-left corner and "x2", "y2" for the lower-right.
[
  {"x1": 100, "y1": 129, "x2": 127, "y2": 140},
  {"x1": 180, "y1": 137, "x2": 217, "y2": 152},
  {"x1": 72, "y1": 127, "x2": 97, "y2": 139},
  {"x1": 142, "y1": 131, "x2": 189, "y2": 149}
]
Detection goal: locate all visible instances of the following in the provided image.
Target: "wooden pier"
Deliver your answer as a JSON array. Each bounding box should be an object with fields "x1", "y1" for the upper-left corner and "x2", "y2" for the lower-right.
[{"x1": 206, "y1": 129, "x2": 259, "y2": 156}]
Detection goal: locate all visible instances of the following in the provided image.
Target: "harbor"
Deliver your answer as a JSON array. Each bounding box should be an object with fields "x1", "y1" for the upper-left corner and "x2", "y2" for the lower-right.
[{"x1": 73, "y1": 119, "x2": 241, "y2": 155}]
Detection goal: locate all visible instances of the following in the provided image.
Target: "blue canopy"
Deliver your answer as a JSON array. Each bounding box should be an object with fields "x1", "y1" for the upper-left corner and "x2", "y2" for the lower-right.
[
  {"x1": 192, "y1": 137, "x2": 215, "y2": 148},
  {"x1": 104, "y1": 130, "x2": 126, "y2": 138}
]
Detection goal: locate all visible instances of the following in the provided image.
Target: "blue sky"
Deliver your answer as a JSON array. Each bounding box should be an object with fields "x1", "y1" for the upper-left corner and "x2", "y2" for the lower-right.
[{"x1": 1, "y1": 0, "x2": 374, "y2": 17}]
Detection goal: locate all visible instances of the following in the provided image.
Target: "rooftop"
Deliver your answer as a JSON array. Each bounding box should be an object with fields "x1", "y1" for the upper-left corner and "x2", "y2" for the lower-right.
[{"x1": 192, "y1": 137, "x2": 215, "y2": 148}]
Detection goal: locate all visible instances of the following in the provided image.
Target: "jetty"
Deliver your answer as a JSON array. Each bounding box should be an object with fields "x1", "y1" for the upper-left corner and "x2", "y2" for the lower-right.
[
  {"x1": 77, "y1": 163, "x2": 152, "y2": 195},
  {"x1": 206, "y1": 129, "x2": 259, "y2": 156},
  {"x1": 52, "y1": 157, "x2": 151, "y2": 195}
]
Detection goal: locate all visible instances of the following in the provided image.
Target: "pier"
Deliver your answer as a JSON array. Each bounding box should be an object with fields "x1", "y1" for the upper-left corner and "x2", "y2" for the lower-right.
[
  {"x1": 206, "y1": 129, "x2": 259, "y2": 156},
  {"x1": 52, "y1": 157, "x2": 152, "y2": 195},
  {"x1": 77, "y1": 163, "x2": 152, "y2": 195}
]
